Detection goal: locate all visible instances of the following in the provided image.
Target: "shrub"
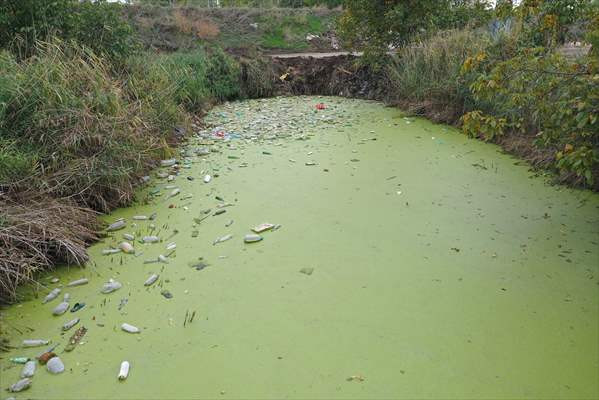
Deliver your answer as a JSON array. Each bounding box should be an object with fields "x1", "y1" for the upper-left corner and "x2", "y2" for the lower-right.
[
  {"x1": 158, "y1": 47, "x2": 241, "y2": 112},
  {"x1": 463, "y1": 44, "x2": 598, "y2": 187}
]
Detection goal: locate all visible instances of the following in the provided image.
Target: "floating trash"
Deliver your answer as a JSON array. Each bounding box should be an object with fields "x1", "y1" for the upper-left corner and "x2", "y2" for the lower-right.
[
  {"x1": 161, "y1": 159, "x2": 176, "y2": 167},
  {"x1": 144, "y1": 274, "x2": 159, "y2": 286},
  {"x1": 119, "y1": 241, "x2": 135, "y2": 254},
  {"x1": 107, "y1": 219, "x2": 126, "y2": 232},
  {"x1": 20, "y1": 361, "x2": 36, "y2": 378},
  {"x1": 118, "y1": 298, "x2": 128, "y2": 311},
  {"x1": 71, "y1": 302, "x2": 85, "y2": 313},
  {"x1": 132, "y1": 215, "x2": 148, "y2": 220},
  {"x1": 161, "y1": 290, "x2": 173, "y2": 299},
  {"x1": 142, "y1": 235, "x2": 160, "y2": 243},
  {"x1": 46, "y1": 357, "x2": 65, "y2": 374},
  {"x1": 37, "y1": 352, "x2": 56, "y2": 364},
  {"x1": 22, "y1": 339, "x2": 49, "y2": 348},
  {"x1": 53, "y1": 302, "x2": 69, "y2": 316},
  {"x1": 62, "y1": 318, "x2": 80, "y2": 331},
  {"x1": 10, "y1": 357, "x2": 30, "y2": 364},
  {"x1": 244, "y1": 234, "x2": 263, "y2": 243},
  {"x1": 102, "y1": 248, "x2": 121, "y2": 255},
  {"x1": 252, "y1": 223, "x2": 275, "y2": 233},
  {"x1": 158, "y1": 254, "x2": 169, "y2": 264},
  {"x1": 123, "y1": 233, "x2": 135, "y2": 241},
  {"x1": 213, "y1": 234, "x2": 233, "y2": 245},
  {"x1": 299, "y1": 267, "x2": 314, "y2": 276},
  {"x1": 101, "y1": 279, "x2": 122, "y2": 294},
  {"x1": 121, "y1": 323, "x2": 140, "y2": 334},
  {"x1": 191, "y1": 261, "x2": 209, "y2": 271},
  {"x1": 203, "y1": 174, "x2": 212, "y2": 183},
  {"x1": 64, "y1": 327, "x2": 87, "y2": 352},
  {"x1": 118, "y1": 361, "x2": 130, "y2": 381},
  {"x1": 346, "y1": 375, "x2": 365, "y2": 382},
  {"x1": 66, "y1": 278, "x2": 88, "y2": 287},
  {"x1": 168, "y1": 188, "x2": 180, "y2": 198},
  {"x1": 8, "y1": 378, "x2": 31, "y2": 392},
  {"x1": 166, "y1": 242, "x2": 177, "y2": 251},
  {"x1": 42, "y1": 288, "x2": 61, "y2": 304}
]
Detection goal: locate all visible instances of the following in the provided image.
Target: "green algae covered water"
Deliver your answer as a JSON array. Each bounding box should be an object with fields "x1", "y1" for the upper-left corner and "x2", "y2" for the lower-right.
[{"x1": 1, "y1": 97, "x2": 598, "y2": 399}]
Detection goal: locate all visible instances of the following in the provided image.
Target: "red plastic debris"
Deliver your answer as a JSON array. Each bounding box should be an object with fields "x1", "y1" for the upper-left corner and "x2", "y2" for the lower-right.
[{"x1": 315, "y1": 103, "x2": 326, "y2": 110}]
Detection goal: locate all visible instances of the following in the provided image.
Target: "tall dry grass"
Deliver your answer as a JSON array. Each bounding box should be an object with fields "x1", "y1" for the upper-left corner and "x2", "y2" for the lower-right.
[
  {"x1": 173, "y1": 9, "x2": 220, "y2": 39},
  {"x1": 0, "y1": 197, "x2": 99, "y2": 302},
  {"x1": 386, "y1": 29, "x2": 488, "y2": 123}
]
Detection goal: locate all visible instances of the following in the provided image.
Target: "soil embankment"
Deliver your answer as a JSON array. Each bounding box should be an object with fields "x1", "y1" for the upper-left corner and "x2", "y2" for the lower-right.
[{"x1": 272, "y1": 55, "x2": 389, "y2": 100}]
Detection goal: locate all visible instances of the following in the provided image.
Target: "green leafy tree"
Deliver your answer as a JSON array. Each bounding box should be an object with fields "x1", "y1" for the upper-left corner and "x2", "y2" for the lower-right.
[
  {"x1": 0, "y1": 0, "x2": 72, "y2": 55},
  {"x1": 0, "y1": 0, "x2": 137, "y2": 60},
  {"x1": 338, "y1": 0, "x2": 493, "y2": 62},
  {"x1": 338, "y1": 0, "x2": 438, "y2": 60},
  {"x1": 461, "y1": 0, "x2": 599, "y2": 188}
]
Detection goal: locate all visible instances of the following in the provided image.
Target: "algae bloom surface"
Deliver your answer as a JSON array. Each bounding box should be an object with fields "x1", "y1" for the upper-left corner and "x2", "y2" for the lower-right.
[{"x1": 1, "y1": 97, "x2": 598, "y2": 399}]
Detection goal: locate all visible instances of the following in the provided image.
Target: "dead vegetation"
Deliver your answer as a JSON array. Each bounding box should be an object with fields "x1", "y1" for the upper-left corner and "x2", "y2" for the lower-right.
[
  {"x1": 173, "y1": 9, "x2": 220, "y2": 39},
  {"x1": 0, "y1": 196, "x2": 99, "y2": 302}
]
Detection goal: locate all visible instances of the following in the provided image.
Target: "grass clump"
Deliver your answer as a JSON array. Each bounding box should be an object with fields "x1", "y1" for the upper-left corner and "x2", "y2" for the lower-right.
[
  {"x1": 0, "y1": 41, "x2": 184, "y2": 211},
  {"x1": 157, "y1": 47, "x2": 241, "y2": 112}
]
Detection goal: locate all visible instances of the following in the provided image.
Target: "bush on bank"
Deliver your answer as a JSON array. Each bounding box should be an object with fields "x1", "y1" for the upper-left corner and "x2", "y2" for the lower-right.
[{"x1": 382, "y1": 2, "x2": 598, "y2": 189}]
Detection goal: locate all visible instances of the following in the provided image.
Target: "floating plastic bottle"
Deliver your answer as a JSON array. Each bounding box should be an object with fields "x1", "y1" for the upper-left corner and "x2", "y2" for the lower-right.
[
  {"x1": 22, "y1": 339, "x2": 49, "y2": 348},
  {"x1": 42, "y1": 288, "x2": 61, "y2": 304},
  {"x1": 66, "y1": 278, "x2": 88, "y2": 287},
  {"x1": 46, "y1": 357, "x2": 65, "y2": 374},
  {"x1": 118, "y1": 361, "x2": 130, "y2": 380},
  {"x1": 107, "y1": 219, "x2": 126, "y2": 232},
  {"x1": 8, "y1": 378, "x2": 31, "y2": 392},
  {"x1": 121, "y1": 323, "x2": 140, "y2": 333},
  {"x1": 101, "y1": 279, "x2": 122, "y2": 294},
  {"x1": 20, "y1": 361, "x2": 36, "y2": 378},
  {"x1": 144, "y1": 274, "x2": 159, "y2": 287}
]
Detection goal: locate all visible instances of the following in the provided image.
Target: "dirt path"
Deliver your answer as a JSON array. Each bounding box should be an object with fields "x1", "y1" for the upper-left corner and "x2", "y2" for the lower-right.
[{"x1": 269, "y1": 51, "x2": 363, "y2": 59}]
